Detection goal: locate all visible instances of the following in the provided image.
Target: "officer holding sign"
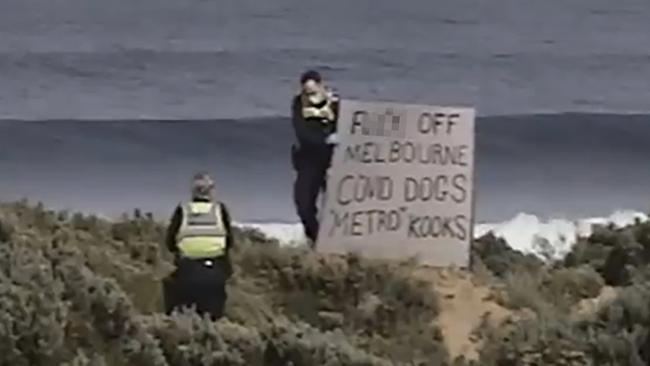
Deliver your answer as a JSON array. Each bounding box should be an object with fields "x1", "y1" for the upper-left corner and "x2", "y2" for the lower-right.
[{"x1": 290, "y1": 70, "x2": 340, "y2": 247}]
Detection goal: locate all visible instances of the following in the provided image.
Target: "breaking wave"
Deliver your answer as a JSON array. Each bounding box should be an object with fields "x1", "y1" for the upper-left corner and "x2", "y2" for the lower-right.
[{"x1": 238, "y1": 209, "x2": 649, "y2": 261}]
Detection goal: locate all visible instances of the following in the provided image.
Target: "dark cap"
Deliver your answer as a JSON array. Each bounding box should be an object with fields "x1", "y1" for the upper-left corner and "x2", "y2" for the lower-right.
[{"x1": 300, "y1": 70, "x2": 322, "y2": 84}]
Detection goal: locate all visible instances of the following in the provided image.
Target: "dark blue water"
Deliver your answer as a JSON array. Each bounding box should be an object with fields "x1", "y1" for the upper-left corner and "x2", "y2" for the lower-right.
[
  {"x1": 2, "y1": 0, "x2": 650, "y2": 119},
  {"x1": 2, "y1": 0, "x2": 650, "y2": 223},
  {"x1": 2, "y1": 113, "x2": 649, "y2": 223}
]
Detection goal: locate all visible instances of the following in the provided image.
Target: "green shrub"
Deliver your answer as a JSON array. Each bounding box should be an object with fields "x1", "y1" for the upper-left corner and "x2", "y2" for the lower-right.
[
  {"x1": 232, "y1": 240, "x2": 447, "y2": 364},
  {"x1": 476, "y1": 315, "x2": 591, "y2": 366},
  {"x1": 473, "y1": 214, "x2": 650, "y2": 365},
  {"x1": 500, "y1": 269, "x2": 550, "y2": 314},
  {"x1": 0, "y1": 200, "x2": 448, "y2": 365},
  {"x1": 543, "y1": 266, "x2": 604, "y2": 306},
  {"x1": 0, "y1": 243, "x2": 69, "y2": 365},
  {"x1": 472, "y1": 233, "x2": 543, "y2": 278}
]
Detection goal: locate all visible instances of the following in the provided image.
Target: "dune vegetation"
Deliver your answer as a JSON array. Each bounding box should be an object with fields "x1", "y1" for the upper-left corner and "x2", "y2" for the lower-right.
[{"x1": 1, "y1": 200, "x2": 650, "y2": 365}]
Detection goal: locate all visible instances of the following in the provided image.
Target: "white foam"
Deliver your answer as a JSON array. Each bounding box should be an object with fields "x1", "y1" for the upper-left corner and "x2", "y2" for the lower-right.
[
  {"x1": 237, "y1": 209, "x2": 649, "y2": 261},
  {"x1": 475, "y1": 210, "x2": 648, "y2": 260},
  {"x1": 235, "y1": 222, "x2": 308, "y2": 247}
]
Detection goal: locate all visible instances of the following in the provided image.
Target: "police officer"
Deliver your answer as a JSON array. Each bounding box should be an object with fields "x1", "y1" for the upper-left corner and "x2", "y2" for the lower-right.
[
  {"x1": 291, "y1": 70, "x2": 340, "y2": 248},
  {"x1": 163, "y1": 172, "x2": 234, "y2": 320}
]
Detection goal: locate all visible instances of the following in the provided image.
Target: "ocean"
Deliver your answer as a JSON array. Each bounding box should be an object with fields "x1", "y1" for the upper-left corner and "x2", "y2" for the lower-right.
[{"x1": 2, "y1": 0, "x2": 650, "y2": 256}]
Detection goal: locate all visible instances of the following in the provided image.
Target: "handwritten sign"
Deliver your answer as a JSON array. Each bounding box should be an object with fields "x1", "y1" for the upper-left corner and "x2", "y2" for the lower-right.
[{"x1": 317, "y1": 100, "x2": 475, "y2": 267}]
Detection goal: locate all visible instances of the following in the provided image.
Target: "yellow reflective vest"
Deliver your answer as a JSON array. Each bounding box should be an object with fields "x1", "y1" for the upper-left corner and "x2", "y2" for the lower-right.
[
  {"x1": 176, "y1": 201, "x2": 227, "y2": 259},
  {"x1": 300, "y1": 90, "x2": 337, "y2": 122}
]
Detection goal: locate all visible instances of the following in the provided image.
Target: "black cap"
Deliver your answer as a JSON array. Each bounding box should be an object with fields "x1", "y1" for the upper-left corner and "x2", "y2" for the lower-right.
[{"x1": 300, "y1": 69, "x2": 322, "y2": 84}]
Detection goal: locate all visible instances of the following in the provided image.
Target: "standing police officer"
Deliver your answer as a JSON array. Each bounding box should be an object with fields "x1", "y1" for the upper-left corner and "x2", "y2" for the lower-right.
[
  {"x1": 291, "y1": 70, "x2": 340, "y2": 248},
  {"x1": 163, "y1": 172, "x2": 234, "y2": 320}
]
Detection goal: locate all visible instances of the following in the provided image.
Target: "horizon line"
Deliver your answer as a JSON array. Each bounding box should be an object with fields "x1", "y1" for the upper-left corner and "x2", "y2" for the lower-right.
[{"x1": 2, "y1": 111, "x2": 650, "y2": 123}]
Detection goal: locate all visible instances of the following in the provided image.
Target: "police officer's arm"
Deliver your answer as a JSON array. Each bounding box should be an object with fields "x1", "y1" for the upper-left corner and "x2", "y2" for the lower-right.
[
  {"x1": 165, "y1": 205, "x2": 183, "y2": 254},
  {"x1": 292, "y1": 95, "x2": 327, "y2": 148},
  {"x1": 219, "y1": 203, "x2": 234, "y2": 251},
  {"x1": 331, "y1": 96, "x2": 340, "y2": 133},
  {"x1": 219, "y1": 203, "x2": 235, "y2": 279}
]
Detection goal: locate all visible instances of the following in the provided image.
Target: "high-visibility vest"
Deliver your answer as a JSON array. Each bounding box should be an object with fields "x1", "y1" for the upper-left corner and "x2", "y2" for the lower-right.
[
  {"x1": 176, "y1": 201, "x2": 227, "y2": 259},
  {"x1": 300, "y1": 90, "x2": 337, "y2": 122}
]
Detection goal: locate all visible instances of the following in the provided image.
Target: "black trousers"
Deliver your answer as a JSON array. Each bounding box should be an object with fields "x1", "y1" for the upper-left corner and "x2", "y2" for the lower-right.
[
  {"x1": 292, "y1": 145, "x2": 333, "y2": 243},
  {"x1": 163, "y1": 257, "x2": 229, "y2": 320}
]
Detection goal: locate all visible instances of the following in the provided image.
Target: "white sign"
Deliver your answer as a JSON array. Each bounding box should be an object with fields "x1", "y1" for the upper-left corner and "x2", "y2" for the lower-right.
[{"x1": 317, "y1": 99, "x2": 475, "y2": 267}]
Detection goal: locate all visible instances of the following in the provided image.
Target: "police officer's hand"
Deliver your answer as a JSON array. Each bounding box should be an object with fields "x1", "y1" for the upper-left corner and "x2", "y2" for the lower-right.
[
  {"x1": 326, "y1": 87, "x2": 339, "y2": 101},
  {"x1": 326, "y1": 133, "x2": 339, "y2": 145}
]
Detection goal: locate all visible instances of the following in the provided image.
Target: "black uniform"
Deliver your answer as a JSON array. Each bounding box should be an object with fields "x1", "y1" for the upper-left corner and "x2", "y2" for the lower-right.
[
  {"x1": 162, "y1": 198, "x2": 234, "y2": 320},
  {"x1": 291, "y1": 93, "x2": 339, "y2": 244}
]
